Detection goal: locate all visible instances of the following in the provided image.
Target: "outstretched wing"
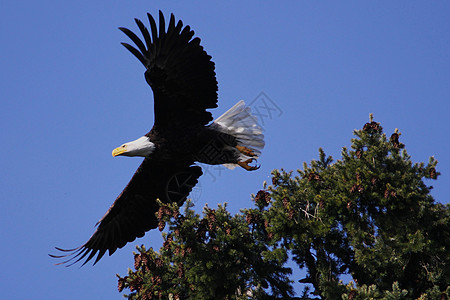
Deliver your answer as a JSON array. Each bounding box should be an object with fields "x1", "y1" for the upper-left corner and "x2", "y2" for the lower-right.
[
  {"x1": 50, "y1": 159, "x2": 202, "y2": 266},
  {"x1": 119, "y1": 11, "x2": 218, "y2": 128}
]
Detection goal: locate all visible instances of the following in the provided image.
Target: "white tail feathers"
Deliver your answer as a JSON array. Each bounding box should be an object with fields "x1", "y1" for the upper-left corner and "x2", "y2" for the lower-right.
[{"x1": 212, "y1": 100, "x2": 265, "y2": 169}]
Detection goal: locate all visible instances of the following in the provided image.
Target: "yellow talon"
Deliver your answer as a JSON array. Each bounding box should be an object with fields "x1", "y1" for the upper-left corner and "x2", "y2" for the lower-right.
[
  {"x1": 236, "y1": 145, "x2": 256, "y2": 157},
  {"x1": 237, "y1": 158, "x2": 260, "y2": 171}
]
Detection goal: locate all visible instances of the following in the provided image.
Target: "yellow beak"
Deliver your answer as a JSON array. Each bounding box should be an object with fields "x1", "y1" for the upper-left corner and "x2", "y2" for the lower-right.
[{"x1": 112, "y1": 146, "x2": 127, "y2": 157}]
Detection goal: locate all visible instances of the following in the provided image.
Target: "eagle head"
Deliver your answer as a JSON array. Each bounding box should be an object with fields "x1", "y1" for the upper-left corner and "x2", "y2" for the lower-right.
[{"x1": 112, "y1": 136, "x2": 155, "y2": 157}]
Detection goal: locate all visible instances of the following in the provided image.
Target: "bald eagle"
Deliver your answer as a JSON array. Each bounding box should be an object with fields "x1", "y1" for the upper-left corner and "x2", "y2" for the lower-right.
[{"x1": 50, "y1": 11, "x2": 264, "y2": 266}]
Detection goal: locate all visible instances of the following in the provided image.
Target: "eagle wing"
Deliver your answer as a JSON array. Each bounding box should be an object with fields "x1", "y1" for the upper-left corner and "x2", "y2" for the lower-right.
[
  {"x1": 119, "y1": 11, "x2": 218, "y2": 128},
  {"x1": 51, "y1": 159, "x2": 202, "y2": 266}
]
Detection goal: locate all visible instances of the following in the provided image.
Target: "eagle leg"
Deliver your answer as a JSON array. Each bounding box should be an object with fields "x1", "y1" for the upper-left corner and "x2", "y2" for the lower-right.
[
  {"x1": 237, "y1": 158, "x2": 260, "y2": 171},
  {"x1": 236, "y1": 145, "x2": 256, "y2": 157}
]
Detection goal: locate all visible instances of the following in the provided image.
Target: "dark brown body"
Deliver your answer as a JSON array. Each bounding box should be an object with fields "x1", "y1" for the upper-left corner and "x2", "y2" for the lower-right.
[{"x1": 146, "y1": 124, "x2": 239, "y2": 165}]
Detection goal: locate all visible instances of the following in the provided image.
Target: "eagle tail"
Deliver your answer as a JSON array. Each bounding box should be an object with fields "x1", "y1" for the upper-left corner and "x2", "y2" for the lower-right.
[{"x1": 212, "y1": 101, "x2": 265, "y2": 169}]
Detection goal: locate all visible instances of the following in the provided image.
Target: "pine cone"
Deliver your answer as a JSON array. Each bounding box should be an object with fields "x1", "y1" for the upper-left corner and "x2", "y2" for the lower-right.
[
  {"x1": 272, "y1": 170, "x2": 280, "y2": 185},
  {"x1": 163, "y1": 240, "x2": 170, "y2": 250},
  {"x1": 141, "y1": 253, "x2": 149, "y2": 267},
  {"x1": 288, "y1": 209, "x2": 295, "y2": 220},
  {"x1": 347, "y1": 201, "x2": 352, "y2": 210},
  {"x1": 167, "y1": 234, "x2": 173, "y2": 243},
  {"x1": 225, "y1": 226, "x2": 232, "y2": 235},
  {"x1": 117, "y1": 276, "x2": 127, "y2": 292},
  {"x1": 129, "y1": 277, "x2": 143, "y2": 292},
  {"x1": 357, "y1": 185, "x2": 364, "y2": 193},
  {"x1": 264, "y1": 192, "x2": 271, "y2": 204},
  {"x1": 158, "y1": 220, "x2": 166, "y2": 231},
  {"x1": 155, "y1": 258, "x2": 163, "y2": 268},
  {"x1": 163, "y1": 205, "x2": 171, "y2": 216},
  {"x1": 197, "y1": 219, "x2": 208, "y2": 239},
  {"x1": 134, "y1": 254, "x2": 141, "y2": 270},
  {"x1": 307, "y1": 172, "x2": 320, "y2": 182},
  {"x1": 177, "y1": 263, "x2": 184, "y2": 278},
  {"x1": 350, "y1": 184, "x2": 363, "y2": 194},
  {"x1": 157, "y1": 206, "x2": 164, "y2": 220},
  {"x1": 152, "y1": 275, "x2": 162, "y2": 285},
  {"x1": 172, "y1": 209, "x2": 180, "y2": 220},
  {"x1": 390, "y1": 132, "x2": 400, "y2": 148},
  {"x1": 282, "y1": 197, "x2": 289, "y2": 208},
  {"x1": 356, "y1": 149, "x2": 363, "y2": 158},
  {"x1": 207, "y1": 209, "x2": 216, "y2": 221},
  {"x1": 254, "y1": 190, "x2": 271, "y2": 207},
  {"x1": 363, "y1": 122, "x2": 371, "y2": 131},
  {"x1": 246, "y1": 213, "x2": 254, "y2": 224},
  {"x1": 272, "y1": 176, "x2": 278, "y2": 186},
  {"x1": 363, "y1": 121, "x2": 382, "y2": 133},
  {"x1": 429, "y1": 167, "x2": 437, "y2": 179},
  {"x1": 207, "y1": 210, "x2": 216, "y2": 230}
]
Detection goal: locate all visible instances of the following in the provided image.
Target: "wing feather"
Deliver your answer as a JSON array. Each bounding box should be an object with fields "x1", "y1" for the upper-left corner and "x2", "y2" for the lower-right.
[
  {"x1": 158, "y1": 10, "x2": 165, "y2": 41},
  {"x1": 118, "y1": 27, "x2": 147, "y2": 58},
  {"x1": 120, "y1": 42, "x2": 147, "y2": 66},
  {"x1": 50, "y1": 159, "x2": 202, "y2": 266},
  {"x1": 120, "y1": 11, "x2": 218, "y2": 127},
  {"x1": 135, "y1": 18, "x2": 152, "y2": 52},
  {"x1": 147, "y1": 13, "x2": 158, "y2": 48}
]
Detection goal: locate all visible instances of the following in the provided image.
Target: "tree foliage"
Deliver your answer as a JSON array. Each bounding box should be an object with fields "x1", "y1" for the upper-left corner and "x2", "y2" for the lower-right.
[{"x1": 118, "y1": 117, "x2": 449, "y2": 299}]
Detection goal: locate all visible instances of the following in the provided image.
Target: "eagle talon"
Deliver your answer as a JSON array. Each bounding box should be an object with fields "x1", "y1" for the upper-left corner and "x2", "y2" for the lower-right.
[
  {"x1": 236, "y1": 145, "x2": 256, "y2": 157},
  {"x1": 238, "y1": 158, "x2": 260, "y2": 171}
]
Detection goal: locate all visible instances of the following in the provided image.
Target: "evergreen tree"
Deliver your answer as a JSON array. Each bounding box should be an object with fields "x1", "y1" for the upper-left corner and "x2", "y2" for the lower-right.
[
  {"x1": 117, "y1": 201, "x2": 293, "y2": 299},
  {"x1": 117, "y1": 117, "x2": 449, "y2": 299}
]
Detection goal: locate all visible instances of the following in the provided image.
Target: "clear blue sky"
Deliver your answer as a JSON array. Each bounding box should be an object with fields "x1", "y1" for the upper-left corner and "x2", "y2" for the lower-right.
[{"x1": 1, "y1": 1, "x2": 449, "y2": 299}]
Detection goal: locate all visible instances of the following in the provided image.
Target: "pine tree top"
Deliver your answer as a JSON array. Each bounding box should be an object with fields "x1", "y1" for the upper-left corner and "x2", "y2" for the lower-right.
[{"x1": 118, "y1": 118, "x2": 448, "y2": 300}]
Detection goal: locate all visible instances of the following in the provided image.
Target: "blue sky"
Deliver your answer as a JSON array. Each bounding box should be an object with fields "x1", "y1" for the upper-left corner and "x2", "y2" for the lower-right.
[{"x1": 1, "y1": 1, "x2": 449, "y2": 299}]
